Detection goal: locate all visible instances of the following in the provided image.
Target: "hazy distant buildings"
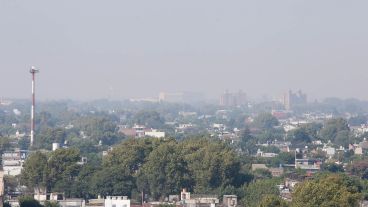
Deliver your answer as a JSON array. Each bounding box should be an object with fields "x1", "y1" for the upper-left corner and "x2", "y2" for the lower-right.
[
  {"x1": 219, "y1": 90, "x2": 247, "y2": 107},
  {"x1": 119, "y1": 125, "x2": 165, "y2": 138},
  {"x1": 129, "y1": 98, "x2": 158, "y2": 103},
  {"x1": 282, "y1": 90, "x2": 307, "y2": 110},
  {"x1": 159, "y1": 92, "x2": 204, "y2": 103},
  {"x1": 159, "y1": 92, "x2": 184, "y2": 103},
  {"x1": 0, "y1": 99, "x2": 12, "y2": 106}
]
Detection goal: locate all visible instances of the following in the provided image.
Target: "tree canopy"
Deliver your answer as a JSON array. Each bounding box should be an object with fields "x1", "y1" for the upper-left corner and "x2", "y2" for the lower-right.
[
  {"x1": 292, "y1": 174, "x2": 361, "y2": 207},
  {"x1": 20, "y1": 137, "x2": 251, "y2": 201}
]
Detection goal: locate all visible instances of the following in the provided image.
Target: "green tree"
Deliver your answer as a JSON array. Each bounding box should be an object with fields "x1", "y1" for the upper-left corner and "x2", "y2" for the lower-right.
[
  {"x1": 255, "y1": 128, "x2": 284, "y2": 144},
  {"x1": 253, "y1": 113, "x2": 279, "y2": 129},
  {"x1": 287, "y1": 127, "x2": 312, "y2": 146},
  {"x1": 347, "y1": 160, "x2": 368, "y2": 179},
  {"x1": 349, "y1": 115, "x2": 368, "y2": 127},
  {"x1": 270, "y1": 152, "x2": 295, "y2": 167},
  {"x1": 3, "y1": 202, "x2": 12, "y2": 207},
  {"x1": 320, "y1": 118, "x2": 349, "y2": 142},
  {"x1": 322, "y1": 163, "x2": 344, "y2": 173},
  {"x1": 139, "y1": 142, "x2": 191, "y2": 200},
  {"x1": 253, "y1": 169, "x2": 272, "y2": 179},
  {"x1": 18, "y1": 196, "x2": 43, "y2": 207},
  {"x1": 48, "y1": 148, "x2": 81, "y2": 197},
  {"x1": 36, "y1": 111, "x2": 57, "y2": 129},
  {"x1": 362, "y1": 169, "x2": 368, "y2": 180},
  {"x1": 303, "y1": 123, "x2": 322, "y2": 138},
  {"x1": 103, "y1": 138, "x2": 163, "y2": 174},
  {"x1": 21, "y1": 151, "x2": 48, "y2": 189},
  {"x1": 259, "y1": 195, "x2": 289, "y2": 207},
  {"x1": 158, "y1": 204, "x2": 176, "y2": 207},
  {"x1": 91, "y1": 166, "x2": 135, "y2": 197},
  {"x1": 34, "y1": 127, "x2": 67, "y2": 150},
  {"x1": 180, "y1": 139, "x2": 244, "y2": 193},
  {"x1": 242, "y1": 178, "x2": 281, "y2": 207},
  {"x1": 4, "y1": 175, "x2": 19, "y2": 196},
  {"x1": 292, "y1": 174, "x2": 361, "y2": 207},
  {"x1": 239, "y1": 128, "x2": 257, "y2": 155},
  {"x1": 44, "y1": 201, "x2": 61, "y2": 207},
  {"x1": 18, "y1": 137, "x2": 30, "y2": 150},
  {"x1": 334, "y1": 130, "x2": 351, "y2": 147},
  {"x1": 0, "y1": 137, "x2": 11, "y2": 154},
  {"x1": 133, "y1": 110, "x2": 165, "y2": 129},
  {"x1": 73, "y1": 116, "x2": 124, "y2": 146},
  {"x1": 71, "y1": 164, "x2": 97, "y2": 199}
]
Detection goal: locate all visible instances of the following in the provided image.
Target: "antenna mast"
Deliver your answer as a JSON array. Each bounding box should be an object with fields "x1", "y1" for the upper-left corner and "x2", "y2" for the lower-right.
[{"x1": 30, "y1": 66, "x2": 39, "y2": 147}]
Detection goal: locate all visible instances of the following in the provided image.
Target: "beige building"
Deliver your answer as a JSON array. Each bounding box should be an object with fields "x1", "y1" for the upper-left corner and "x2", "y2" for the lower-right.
[{"x1": 180, "y1": 189, "x2": 219, "y2": 207}]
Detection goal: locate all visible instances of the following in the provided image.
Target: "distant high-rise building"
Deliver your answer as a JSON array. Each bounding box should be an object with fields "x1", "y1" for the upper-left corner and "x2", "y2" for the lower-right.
[
  {"x1": 282, "y1": 90, "x2": 307, "y2": 110},
  {"x1": 159, "y1": 92, "x2": 204, "y2": 103},
  {"x1": 219, "y1": 90, "x2": 247, "y2": 107},
  {"x1": 159, "y1": 92, "x2": 184, "y2": 103}
]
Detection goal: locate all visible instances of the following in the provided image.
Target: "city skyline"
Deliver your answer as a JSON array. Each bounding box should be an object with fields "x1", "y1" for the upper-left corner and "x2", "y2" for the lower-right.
[{"x1": 1, "y1": 1, "x2": 368, "y2": 101}]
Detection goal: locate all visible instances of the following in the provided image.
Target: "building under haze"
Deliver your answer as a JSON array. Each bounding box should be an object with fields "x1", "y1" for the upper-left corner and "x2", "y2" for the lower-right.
[
  {"x1": 158, "y1": 92, "x2": 204, "y2": 103},
  {"x1": 282, "y1": 90, "x2": 307, "y2": 110},
  {"x1": 219, "y1": 90, "x2": 247, "y2": 107}
]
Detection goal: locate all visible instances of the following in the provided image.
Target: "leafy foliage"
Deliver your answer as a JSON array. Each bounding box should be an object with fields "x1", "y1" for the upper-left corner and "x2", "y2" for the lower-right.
[
  {"x1": 133, "y1": 110, "x2": 165, "y2": 129},
  {"x1": 18, "y1": 196, "x2": 43, "y2": 207},
  {"x1": 320, "y1": 118, "x2": 349, "y2": 143},
  {"x1": 259, "y1": 195, "x2": 289, "y2": 207},
  {"x1": 242, "y1": 178, "x2": 281, "y2": 207},
  {"x1": 21, "y1": 148, "x2": 82, "y2": 197},
  {"x1": 43, "y1": 201, "x2": 61, "y2": 207},
  {"x1": 21, "y1": 151, "x2": 48, "y2": 189},
  {"x1": 21, "y1": 137, "x2": 251, "y2": 201},
  {"x1": 91, "y1": 166, "x2": 135, "y2": 197},
  {"x1": 322, "y1": 163, "x2": 344, "y2": 173},
  {"x1": 138, "y1": 142, "x2": 191, "y2": 199},
  {"x1": 253, "y1": 113, "x2": 279, "y2": 129},
  {"x1": 292, "y1": 174, "x2": 362, "y2": 207}
]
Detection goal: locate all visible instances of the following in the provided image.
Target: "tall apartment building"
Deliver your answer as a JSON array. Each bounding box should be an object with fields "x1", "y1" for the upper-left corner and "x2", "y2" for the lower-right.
[
  {"x1": 282, "y1": 90, "x2": 307, "y2": 110},
  {"x1": 219, "y1": 90, "x2": 247, "y2": 107}
]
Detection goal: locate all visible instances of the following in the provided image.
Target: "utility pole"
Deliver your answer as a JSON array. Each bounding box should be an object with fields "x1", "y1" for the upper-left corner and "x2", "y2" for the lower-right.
[{"x1": 30, "y1": 66, "x2": 39, "y2": 146}]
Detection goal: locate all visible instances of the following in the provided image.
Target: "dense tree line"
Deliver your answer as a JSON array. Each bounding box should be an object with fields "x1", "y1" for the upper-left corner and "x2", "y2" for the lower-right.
[
  {"x1": 21, "y1": 137, "x2": 251, "y2": 201},
  {"x1": 22, "y1": 137, "x2": 368, "y2": 207}
]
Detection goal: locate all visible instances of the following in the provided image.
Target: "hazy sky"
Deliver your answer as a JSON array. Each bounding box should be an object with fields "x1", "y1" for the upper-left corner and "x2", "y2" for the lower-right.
[{"x1": 1, "y1": 0, "x2": 368, "y2": 101}]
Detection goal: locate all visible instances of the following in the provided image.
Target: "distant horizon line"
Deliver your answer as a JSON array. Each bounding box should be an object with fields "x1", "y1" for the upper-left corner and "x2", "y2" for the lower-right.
[{"x1": 2, "y1": 94, "x2": 368, "y2": 103}]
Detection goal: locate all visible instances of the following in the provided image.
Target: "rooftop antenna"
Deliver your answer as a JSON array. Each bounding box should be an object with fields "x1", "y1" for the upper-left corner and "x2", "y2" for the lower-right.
[{"x1": 30, "y1": 66, "x2": 39, "y2": 147}]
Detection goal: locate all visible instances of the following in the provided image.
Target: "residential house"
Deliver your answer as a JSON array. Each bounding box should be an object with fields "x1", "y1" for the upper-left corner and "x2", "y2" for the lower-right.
[
  {"x1": 256, "y1": 149, "x2": 278, "y2": 158},
  {"x1": 251, "y1": 164, "x2": 268, "y2": 171},
  {"x1": 105, "y1": 196, "x2": 130, "y2": 207},
  {"x1": 2, "y1": 149, "x2": 28, "y2": 176},
  {"x1": 269, "y1": 167, "x2": 284, "y2": 177},
  {"x1": 145, "y1": 130, "x2": 165, "y2": 138},
  {"x1": 295, "y1": 158, "x2": 321, "y2": 171},
  {"x1": 222, "y1": 195, "x2": 237, "y2": 207},
  {"x1": 180, "y1": 189, "x2": 219, "y2": 207}
]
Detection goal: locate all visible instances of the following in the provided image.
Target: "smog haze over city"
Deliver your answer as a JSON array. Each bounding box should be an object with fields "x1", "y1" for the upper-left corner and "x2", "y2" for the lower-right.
[
  {"x1": 5, "y1": 1, "x2": 368, "y2": 207},
  {"x1": 1, "y1": 0, "x2": 368, "y2": 101}
]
